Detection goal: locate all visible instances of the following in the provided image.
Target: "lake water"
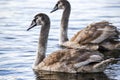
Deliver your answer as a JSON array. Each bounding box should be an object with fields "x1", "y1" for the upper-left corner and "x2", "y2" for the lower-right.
[{"x1": 0, "y1": 0, "x2": 120, "y2": 80}]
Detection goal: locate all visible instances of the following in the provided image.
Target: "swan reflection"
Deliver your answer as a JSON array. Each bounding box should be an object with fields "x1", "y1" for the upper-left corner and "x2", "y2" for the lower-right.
[{"x1": 34, "y1": 70, "x2": 110, "y2": 80}]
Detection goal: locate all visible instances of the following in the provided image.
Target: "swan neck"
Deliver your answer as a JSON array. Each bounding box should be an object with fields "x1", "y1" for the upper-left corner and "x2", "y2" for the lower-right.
[
  {"x1": 60, "y1": 4, "x2": 71, "y2": 45},
  {"x1": 34, "y1": 23, "x2": 50, "y2": 66}
]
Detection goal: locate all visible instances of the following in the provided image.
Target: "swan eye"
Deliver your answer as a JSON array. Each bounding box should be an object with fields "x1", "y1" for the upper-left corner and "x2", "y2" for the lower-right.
[
  {"x1": 31, "y1": 18, "x2": 37, "y2": 24},
  {"x1": 36, "y1": 16, "x2": 43, "y2": 21},
  {"x1": 58, "y1": 1, "x2": 60, "y2": 4},
  {"x1": 58, "y1": 2, "x2": 64, "y2": 9}
]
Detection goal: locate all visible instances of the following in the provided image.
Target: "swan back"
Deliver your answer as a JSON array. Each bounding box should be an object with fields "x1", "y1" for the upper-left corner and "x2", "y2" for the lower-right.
[{"x1": 70, "y1": 21, "x2": 119, "y2": 44}]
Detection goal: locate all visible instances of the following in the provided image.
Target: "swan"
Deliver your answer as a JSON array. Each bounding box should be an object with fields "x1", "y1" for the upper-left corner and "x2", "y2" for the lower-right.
[
  {"x1": 50, "y1": 0, "x2": 120, "y2": 50},
  {"x1": 27, "y1": 13, "x2": 114, "y2": 73}
]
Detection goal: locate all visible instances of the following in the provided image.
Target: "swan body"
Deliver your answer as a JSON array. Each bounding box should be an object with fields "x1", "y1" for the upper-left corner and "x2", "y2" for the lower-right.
[
  {"x1": 27, "y1": 13, "x2": 114, "y2": 73},
  {"x1": 51, "y1": 0, "x2": 120, "y2": 50},
  {"x1": 36, "y1": 49, "x2": 114, "y2": 73}
]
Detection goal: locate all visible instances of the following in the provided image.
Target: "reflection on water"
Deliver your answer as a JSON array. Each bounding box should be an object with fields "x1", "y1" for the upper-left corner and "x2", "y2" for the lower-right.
[
  {"x1": 34, "y1": 70, "x2": 110, "y2": 80},
  {"x1": 0, "y1": 0, "x2": 120, "y2": 80}
]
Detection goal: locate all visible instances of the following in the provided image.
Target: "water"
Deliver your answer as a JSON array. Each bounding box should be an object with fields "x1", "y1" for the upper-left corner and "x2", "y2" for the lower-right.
[{"x1": 0, "y1": 0, "x2": 120, "y2": 80}]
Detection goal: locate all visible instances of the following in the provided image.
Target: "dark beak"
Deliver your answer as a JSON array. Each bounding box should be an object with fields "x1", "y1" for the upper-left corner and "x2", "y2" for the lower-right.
[
  {"x1": 50, "y1": 4, "x2": 58, "y2": 13},
  {"x1": 27, "y1": 20, "x2": 37, "y2": 31}
]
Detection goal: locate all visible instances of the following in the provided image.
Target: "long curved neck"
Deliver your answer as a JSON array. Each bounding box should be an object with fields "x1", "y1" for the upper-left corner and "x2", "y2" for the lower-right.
[
  {"x1": 34, "y1": 23, "x2": 50, "y2": 66},
  {"x1": 60, "y1": 3, "x2": 71, "y2": 45}
]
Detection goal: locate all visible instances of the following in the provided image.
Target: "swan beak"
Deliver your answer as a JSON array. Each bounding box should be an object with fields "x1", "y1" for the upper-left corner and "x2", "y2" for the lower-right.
[
  {"x1": 27, "y1": 20, "x2": 37, "y2": 31},
  {"x1": 50, "y1": 5, "x2": 58, "y2": 13}
]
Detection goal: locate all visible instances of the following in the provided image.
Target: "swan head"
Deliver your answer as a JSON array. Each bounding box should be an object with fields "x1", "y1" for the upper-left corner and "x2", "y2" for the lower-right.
[
  {"x1": 27, "y1": 13, "x2": 50, "y2": 31},
  {"x1": 50, "y1": 0, "x2": 70, "y2": 13}
]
